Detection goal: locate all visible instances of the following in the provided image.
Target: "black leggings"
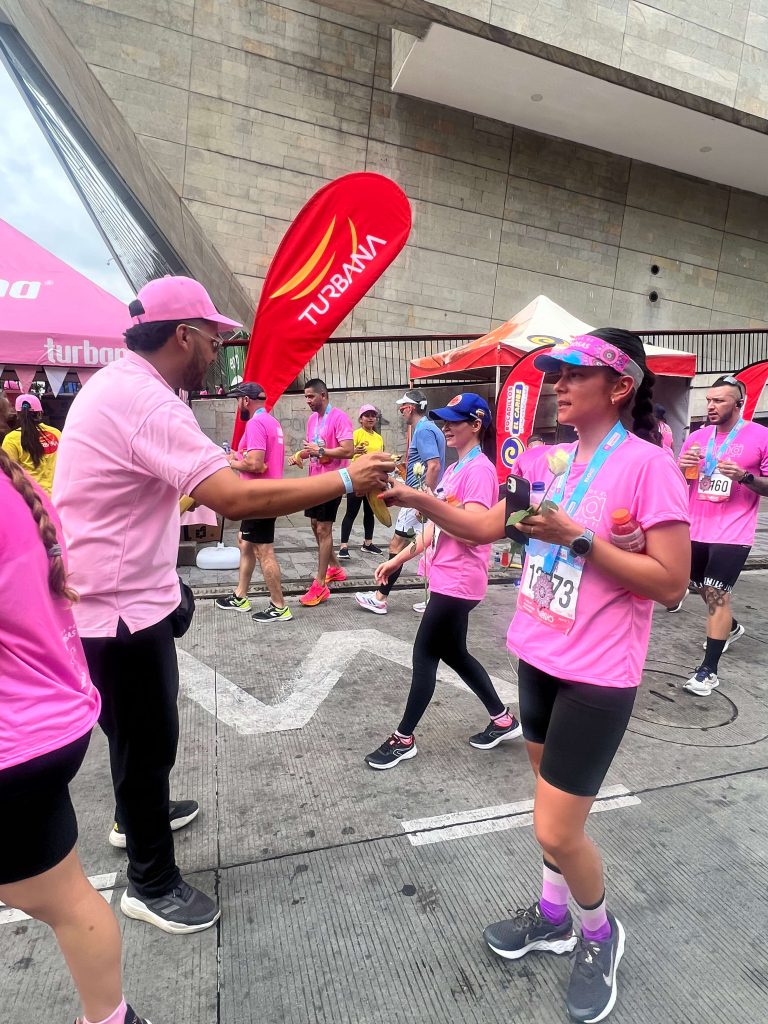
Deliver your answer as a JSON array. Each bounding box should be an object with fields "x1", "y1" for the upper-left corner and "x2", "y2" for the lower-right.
[
  {"x1": 398, "y1": 592, "x2": 505, "y2": 735},
  {"x1": 340, "y1": 493, "x2": 375, "y2": 544}
]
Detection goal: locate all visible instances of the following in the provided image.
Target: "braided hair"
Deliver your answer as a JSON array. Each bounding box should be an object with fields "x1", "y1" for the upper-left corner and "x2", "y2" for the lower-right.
[
  {"x1": 0, "y1": 448, "x2": 77, "y2": 601},
  {"x1": 589, "y1": 328, "x2": 661, "y2": 446}
]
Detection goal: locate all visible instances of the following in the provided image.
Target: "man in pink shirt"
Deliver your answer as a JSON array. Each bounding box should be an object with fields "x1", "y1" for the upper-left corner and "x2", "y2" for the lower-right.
[
  {"x1": 53, "y1": 277, "x2": 393, "y2": 936},
  {"x1": 289, "y1": 378, "x2": 354, "y2": 606},
  {"x1": 678, "y1": 374, "x2": 768, "y2": 695},
  {"x1": 216, "y1": 381, "x2": 291, "y2": 623}
]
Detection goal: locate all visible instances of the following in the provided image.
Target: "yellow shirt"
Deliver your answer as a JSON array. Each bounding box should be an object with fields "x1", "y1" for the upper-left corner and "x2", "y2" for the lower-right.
[
  {"x1": 352, "y1": 427, "x2": 384, "y2": 460},
  {"x1": 1, "y1": 424, "x2": 61, "y2": 495}
]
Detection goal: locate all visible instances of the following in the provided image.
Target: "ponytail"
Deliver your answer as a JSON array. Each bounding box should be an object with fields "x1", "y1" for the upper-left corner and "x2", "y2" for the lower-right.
[{"x1": 0, "y1": 449, "x2": 77, "y2": 601}]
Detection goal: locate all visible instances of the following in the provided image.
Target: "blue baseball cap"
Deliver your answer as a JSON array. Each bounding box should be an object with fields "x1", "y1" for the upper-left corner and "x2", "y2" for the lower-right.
[{"x1": 429, "y1": 392, "x2": 492, "y2": 425}]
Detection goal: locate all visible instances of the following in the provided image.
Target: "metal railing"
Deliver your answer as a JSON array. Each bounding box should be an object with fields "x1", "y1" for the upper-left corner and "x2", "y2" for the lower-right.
[{"x1": 200, "y1": 329, "x2": 768, "y2": 396}]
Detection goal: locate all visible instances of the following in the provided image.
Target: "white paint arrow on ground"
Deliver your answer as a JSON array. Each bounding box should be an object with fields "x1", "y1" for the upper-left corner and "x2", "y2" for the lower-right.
[
  {"x1": 178, "y1": 628, "x2": 518, "y2": 735},
  {"x1": 401, "y1": 785, "x2": 640, "y2": 846},
  {"x1": 0, "y1": 873, "x2": 116, "y2": 926}
]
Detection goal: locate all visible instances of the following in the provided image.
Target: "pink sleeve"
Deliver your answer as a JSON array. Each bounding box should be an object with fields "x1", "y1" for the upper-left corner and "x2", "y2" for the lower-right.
[
  {"x1": 244, "y1": 418, "x2": 267, "y2": 452},
  {"x1": 131, "y1": 400, "x2": 230, "y2": 494},
  {"x1": 334, "y1": 409, "x2": 354, "y2": 440},
  {"x1": 457, "y1": 460, "x2": 498, "y2": 509},
  {"x1": 759, "y1": 431, "x2": 768, "y2": 476},
  {"x1": 630, "y1": 452, "x2": 690, "y2": 531}
]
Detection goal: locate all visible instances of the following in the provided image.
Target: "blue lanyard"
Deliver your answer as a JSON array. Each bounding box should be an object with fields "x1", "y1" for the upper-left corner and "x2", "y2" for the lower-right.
[
  {"x1": 451, "y1": 444, "x2": 481, "y2": 475},
  {"x1": 539, "y1": 423, "x2": 627, "y2": 574},
  {"x1": 254, "y1": 407, "x2": 266, "y2": 416},
  {"x1": 436, "y1": 445, "x2": 480, "y2": 497},
  {"x1": 312, "y1": 404, "x2": 332, "y2": 444},
  {"x1": 703, "y1": 420, "x2": 744, "y2": 476}
]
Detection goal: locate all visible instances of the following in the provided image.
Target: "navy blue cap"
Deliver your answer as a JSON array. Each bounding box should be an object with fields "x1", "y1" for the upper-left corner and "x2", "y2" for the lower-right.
[
  {"x1": 429, "y1": 392, "x2": 492, "y2": 425},
  {"x1": 227, "y1": 381, "x2": 266, "y2": 400}
]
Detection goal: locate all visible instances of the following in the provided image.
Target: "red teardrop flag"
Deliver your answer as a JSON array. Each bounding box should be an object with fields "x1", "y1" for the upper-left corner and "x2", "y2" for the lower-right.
[{"x1": 233, "y1": 172, "x2": 411, "y2": 444}]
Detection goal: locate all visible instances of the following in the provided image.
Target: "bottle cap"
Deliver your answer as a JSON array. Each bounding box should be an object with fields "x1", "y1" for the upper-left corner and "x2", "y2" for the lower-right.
[
  {"x1": 611, "y1": 508, "x2": 631, "y2": 524},
  {"x1": 532, "y1": 480, "x2": 546, "y2": 491}
]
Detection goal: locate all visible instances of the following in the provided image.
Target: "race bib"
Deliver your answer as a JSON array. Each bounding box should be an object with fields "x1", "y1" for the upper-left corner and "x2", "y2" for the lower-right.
[
  {"x1": 518, "y1": 546, "x2": 583, "y2": 634},
  {"x1": 697, "y1": 470, "x2": 732, "y2": 503}
]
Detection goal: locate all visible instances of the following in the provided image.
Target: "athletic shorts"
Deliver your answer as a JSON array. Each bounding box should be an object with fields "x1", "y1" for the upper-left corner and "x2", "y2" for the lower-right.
[
  {"x1": 395, "y1": 506, "x2": 421, "y2": 537},
  {"x1": 690, "y1": 541, "x2": 751, "y2": 592},
  {"x1": 240, "y1": 517, "x2": 276, "y2": 545},
  {"x1": 0, "y1": 732, "x2": 91, "y2": 884},
  {"x1": 517, "y1": 660, "x2": 636, "y2": 798},
  {"x1": 304, "y1": 496, "x2": 343, "y2": 523}
]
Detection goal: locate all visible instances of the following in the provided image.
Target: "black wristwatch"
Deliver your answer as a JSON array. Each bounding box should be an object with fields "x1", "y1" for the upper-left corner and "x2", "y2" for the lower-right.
[
  {"x1": 570, "y1": 529, "x2": 595, "y2": 558},
  {"x1": 741, "y1": 472, "x2": 755, "y2": 485},
  {"x1": 318, "y1": 446, "x2": 326, "y2": 459}
]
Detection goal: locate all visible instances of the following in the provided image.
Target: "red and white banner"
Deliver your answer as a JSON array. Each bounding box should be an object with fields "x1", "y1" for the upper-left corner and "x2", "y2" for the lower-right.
[
  {"x1": 735, "y1": 360, "x2": 768, "y2": 421},
  {"x1": 234, "y1": 173, "x2": 411, "y2": 444},
  {"x1": 494, "y1": 346, "x2": 551, "y2": 483}
]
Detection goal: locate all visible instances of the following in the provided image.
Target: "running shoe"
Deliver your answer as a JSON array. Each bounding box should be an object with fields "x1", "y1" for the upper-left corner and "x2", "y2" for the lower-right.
[
  {"x1": 355, "y1": 591, "x2": 387, "y2": 615},
  {"x1": 109, "y1": 799, "x2": 199, "y2": 849},
  {"x1": 701, "y1": 622, "x2": 745, "y2": 652},
  {"x1": 365, "y1": 734, "x2": 417, "y2": 769},
  {"x1": 412, "y1": 600, "x2": 427, "y2": 614},
  {"x1": 566, "y1": 913, "x2": 625, "y2": 1023},
  {"x1": 214, "y1": 593, "x2": 251, "y2": 612},
  {"x1": 75, "y1": 1006, "x2": 151, "y2": 1024},
  {"x1": 469, "y1": 712, "x2": 523, "y2": 749},
  {"x1": 251, "y1": 602, "x2": 293, "y2": 623},
  {"x1": 338, "y1": 547, "x2": 351, "y2": 560},
  {"x1": 325, "y1": 566, "x2": 348, "y2": 584},
  {"x1": 299, "y1": 580, "x2": 330, "y2": 606},
  {"x1": 120, "y1": 879, "x2": 220, "y2": 934},
  {"x1": 484, "y1": 901, "x2": 578, "y2": 960},
  {"x1": 361, "y1": 543, "x2": 383, "y2": 554},
  {"x1": 683, "y1": 668, "x2": 719, "y2": 696}
]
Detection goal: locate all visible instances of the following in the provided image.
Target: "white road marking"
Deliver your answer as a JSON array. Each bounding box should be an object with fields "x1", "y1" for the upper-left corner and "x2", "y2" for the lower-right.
[
  {"x1": 402, "y1": 786, "x2": 641, "y2": 846},
  {"x1": 178, "y1": 628, "x2": 517, "y2": 735},
  {"x1": 0, "y1": 872, "x2": 117, "y2": 926}
]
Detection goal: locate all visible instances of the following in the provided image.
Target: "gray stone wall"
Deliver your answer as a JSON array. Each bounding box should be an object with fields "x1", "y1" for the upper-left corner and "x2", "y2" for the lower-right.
[{"x1": 31, "y1": 0, "x2": 768, "y2": 337}]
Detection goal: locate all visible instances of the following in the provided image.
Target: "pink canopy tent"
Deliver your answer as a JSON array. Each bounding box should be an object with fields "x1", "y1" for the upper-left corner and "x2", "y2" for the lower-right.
[{"x1": 0, "y1": 218, "x2": 128, "y2": 394}]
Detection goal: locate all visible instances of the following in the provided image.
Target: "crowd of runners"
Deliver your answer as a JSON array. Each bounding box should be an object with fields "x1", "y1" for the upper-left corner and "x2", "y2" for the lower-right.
[{"x1": 1, "y1": 275, "x2": 767, "y2": 1024}]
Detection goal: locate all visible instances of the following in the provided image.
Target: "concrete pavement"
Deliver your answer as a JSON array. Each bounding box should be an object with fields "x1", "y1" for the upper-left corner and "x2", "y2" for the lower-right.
[{"x1": 2, "y1": 562, "x2": 768, "y2": 1023}]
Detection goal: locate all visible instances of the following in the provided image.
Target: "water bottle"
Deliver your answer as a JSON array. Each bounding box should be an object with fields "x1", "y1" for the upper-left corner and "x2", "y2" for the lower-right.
[
  {"x1": 683, "y1": 444, "x2": 700, "y2": 481},
  {"x1": 532, "y1": 480, "x2": 546, "y2": 507},
  {"x1": 221, "y1": 442, "x2": 231, "y2": 454},
  {"x1": 610, "y1": 508, "x2": 645, "y2": 552}
]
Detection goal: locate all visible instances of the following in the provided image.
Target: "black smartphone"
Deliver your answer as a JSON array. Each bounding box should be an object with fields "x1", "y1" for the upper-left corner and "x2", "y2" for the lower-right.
[{"x1": 504, "y1": 474, "x2": 531, "y2": 544}]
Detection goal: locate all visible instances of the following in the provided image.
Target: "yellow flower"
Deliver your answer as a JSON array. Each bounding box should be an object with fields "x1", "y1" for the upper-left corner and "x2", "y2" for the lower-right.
[
  {"x1": 413, "y1": 461, "x2": 426, "y2": 479},
  {"x1": 546, "y1": 448, "x2": 570, "y2": 476}
]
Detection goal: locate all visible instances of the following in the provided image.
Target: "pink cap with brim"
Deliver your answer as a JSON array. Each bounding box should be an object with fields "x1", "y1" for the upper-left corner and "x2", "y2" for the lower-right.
[
  {"x1": 129, "y1": 276, "x2": 242, "y2": 331},
  {"x1": 16, "y1": 393, "x2": 42, "y2": 413},
  {"x1": 358, "y1": 404, "x2": 378, "y2": 417}
]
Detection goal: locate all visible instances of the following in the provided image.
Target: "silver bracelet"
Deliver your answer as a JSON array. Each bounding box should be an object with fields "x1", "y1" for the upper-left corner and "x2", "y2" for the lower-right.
[{"x1": 338, "y1": 468, "x2": 354, "y2": 494}]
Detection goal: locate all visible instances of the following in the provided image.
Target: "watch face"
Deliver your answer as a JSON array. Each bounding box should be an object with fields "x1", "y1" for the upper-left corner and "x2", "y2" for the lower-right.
[{"x1": 571, "y1": 536, "x2": 591, "y2": 556}]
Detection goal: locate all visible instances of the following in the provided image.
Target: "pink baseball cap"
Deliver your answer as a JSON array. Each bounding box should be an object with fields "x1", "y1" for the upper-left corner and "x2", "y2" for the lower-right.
[
  {"x1": 358, "y1": 403, "x2": 378, "y2": 417},
  {"x1": 129, "y1": 276, "x2": 242, "y2": 331},
  {"x1": 16, "y1": 393, "x2": 42, "y2": 413}
]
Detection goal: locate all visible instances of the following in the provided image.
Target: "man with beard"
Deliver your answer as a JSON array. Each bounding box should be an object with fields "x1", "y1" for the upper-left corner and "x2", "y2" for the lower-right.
[
  {"x1": 53, "y1": 277, "x2": 393, "y2": 935},
  {"x1": 216, "y1": 381, "x2": 291, "y2": 622},
  {"x1": 678, "y1": 374, "x2": 768, "y2": 696}
]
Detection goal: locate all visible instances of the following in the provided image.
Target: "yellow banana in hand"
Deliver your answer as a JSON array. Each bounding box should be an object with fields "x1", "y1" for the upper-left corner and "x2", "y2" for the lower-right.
[{"x1": 367, "y1": 490, "x2": 392, "y2": 528}]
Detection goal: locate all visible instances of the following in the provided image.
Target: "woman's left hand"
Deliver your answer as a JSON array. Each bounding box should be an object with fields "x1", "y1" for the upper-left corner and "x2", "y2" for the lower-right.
[{"x1": 519, "y1": 505, "x2": 583, "y2": 547}]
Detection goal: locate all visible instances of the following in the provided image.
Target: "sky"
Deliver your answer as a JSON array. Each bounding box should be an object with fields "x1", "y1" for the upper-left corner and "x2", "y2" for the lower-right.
[{"x1": 0, "y1": 62, "x2": 134, "y2": 302}]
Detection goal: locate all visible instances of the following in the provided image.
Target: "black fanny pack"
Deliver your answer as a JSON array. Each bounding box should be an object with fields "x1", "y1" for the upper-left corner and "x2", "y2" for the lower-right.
[{"x1": 170, "y1": 577, "x2": 196, "y2": 638}]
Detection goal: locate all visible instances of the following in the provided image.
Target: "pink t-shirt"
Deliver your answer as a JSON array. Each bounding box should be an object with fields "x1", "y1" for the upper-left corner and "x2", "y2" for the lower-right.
[
  {"x1": 680, "y1": 421, "x2": 768, "y2": 546},
  {"x1": 507, "y1": 434, "x2": 690, "y2": 688},
  {"x1": 238, "y1": 409, "x2": 284, "y2": 481},
  {"x1": 511, "y1": 445, "x2": 550, "y2": 480},
  {"x1": 428, "y1": 452, "x2": 498, "y2": 601},
  {"x1": 659, "y1": 421, "x2": 674, "y2": 451},
  {"x1": 1, "y1": 476, "x2": 100, "y2": 770},
  {"x1": 53, "y1": 351, "x2": 229, "y2": 637},
  {"x1": 306, "y1": 406, "x2": 354, "y2": 476}
]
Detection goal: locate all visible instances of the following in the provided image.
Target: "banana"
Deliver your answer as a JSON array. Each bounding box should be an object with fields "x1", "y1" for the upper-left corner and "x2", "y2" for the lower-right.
[{"x1": 367, "y1": 489, "x2": 392, "y2": 528}]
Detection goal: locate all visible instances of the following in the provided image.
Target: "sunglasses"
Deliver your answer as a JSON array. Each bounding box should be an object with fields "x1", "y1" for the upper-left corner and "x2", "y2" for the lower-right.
[{"x1": 183, "y1": 324, "x2": 224, "y2": 352}]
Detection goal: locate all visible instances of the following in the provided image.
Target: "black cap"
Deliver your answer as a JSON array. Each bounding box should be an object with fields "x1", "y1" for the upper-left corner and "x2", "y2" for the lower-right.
[{"x1": 228, "y1": 381, "x2": 267, "y2": 400}]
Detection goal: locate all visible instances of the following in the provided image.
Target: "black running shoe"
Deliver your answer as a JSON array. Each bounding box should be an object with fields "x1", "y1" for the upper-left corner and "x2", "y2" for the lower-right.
[
  {"x1": 566, "y1": 913, "x2": 625, "y2": 1023},
  {"x1": 469, "y1": 711, "x2": 523, "y2": 749},
  {"x1": 251, "y1": 602, "x2": 293, "y2": 623},
  {"x1": 120, "y1": 879, "x2": 220, "y2": 934},
  {"x1": 484, "y1": 901, "x2": 578, "y2": 960},
  {"x1": 365, "y1": 734, "x2": 418, "y2": 770},
  {"x1": 361, "y1": 543, "x2": 383, "y2": 554},
  {"x1": 339, "y1": 547, "x2": 351, "y2": 560},
  {"x1": 109, "y1": 799, "x2": 199, "y2": 848}
]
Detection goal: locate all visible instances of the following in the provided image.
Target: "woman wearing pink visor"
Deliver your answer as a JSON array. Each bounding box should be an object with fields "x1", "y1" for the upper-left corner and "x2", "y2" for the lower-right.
[{"x1": 381, "y1": 329, "x2": 690, "y2": 1024}]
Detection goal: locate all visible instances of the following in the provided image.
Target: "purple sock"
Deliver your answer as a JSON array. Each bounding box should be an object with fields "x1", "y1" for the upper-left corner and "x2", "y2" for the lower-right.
[
  {"x1": 579, "y1": 894, "x2": 612, "y2": 942},
  {"x1": 539, "y1": 861, "x2": 569, "y2": 925}
]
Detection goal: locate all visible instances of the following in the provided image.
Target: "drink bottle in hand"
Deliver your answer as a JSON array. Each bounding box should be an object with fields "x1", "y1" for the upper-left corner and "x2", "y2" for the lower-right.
[{"x1": 610, "y1": 508, "x2": 645, "y2": 552}]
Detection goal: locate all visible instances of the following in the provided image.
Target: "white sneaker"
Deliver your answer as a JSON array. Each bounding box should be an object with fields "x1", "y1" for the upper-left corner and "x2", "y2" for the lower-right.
[
  {"x1": 701, "y1": 623, "x2": 745, "y2": 653},
  {"x1": 683, "y1": 669, "x2": 720, "y2": 696},
  {"x1": 355, "y1": 591, "x2": 388, "y2": 615},
  {"x1": 412, "y1": 600, "x2": 427, "y2": 614}
]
